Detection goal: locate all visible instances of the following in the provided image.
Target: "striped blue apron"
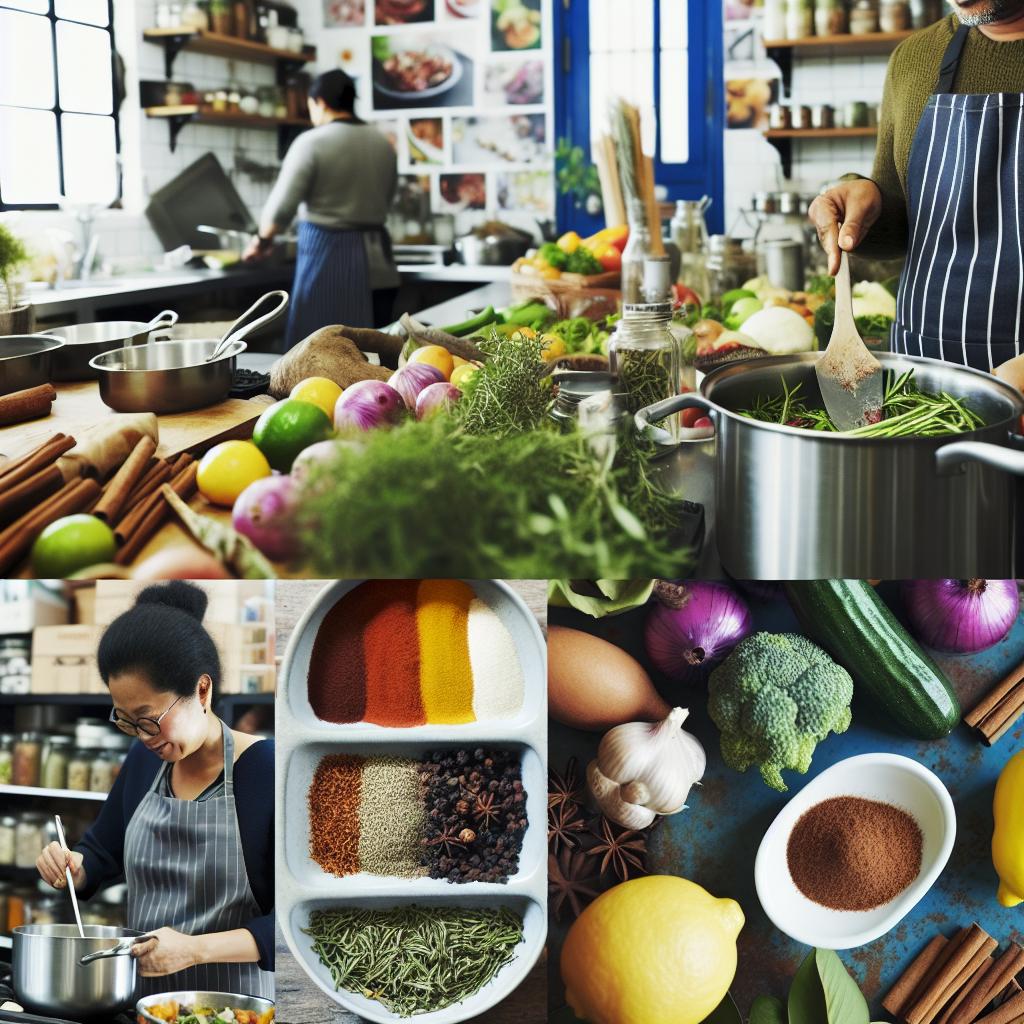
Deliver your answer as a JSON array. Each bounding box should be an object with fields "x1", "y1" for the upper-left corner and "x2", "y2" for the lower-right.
[
  {"x1": 285, "y1": 219, "x2": 374, "y2": 349},
  {"x1": 124, "y1": 722, "x2": 273, "y2": 999},
  {"x1": 892, "y1": 25, "x2": 1024, "y2": 372}
]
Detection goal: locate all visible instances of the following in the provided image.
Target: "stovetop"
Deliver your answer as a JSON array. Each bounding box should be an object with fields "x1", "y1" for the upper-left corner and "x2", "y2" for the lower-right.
[{"x1": 0, "y1": 973, "x2": 134, "y2": 1024}]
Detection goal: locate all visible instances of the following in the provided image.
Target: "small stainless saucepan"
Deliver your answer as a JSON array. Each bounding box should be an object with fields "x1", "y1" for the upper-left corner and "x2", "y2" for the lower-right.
[
  {"x1": 12, "y1": 924, "x2": 151, "y2": 1018},
  {"x1": 89, "y1": 291, "x2": 288, "y2": 415},
  {"x1": 45, "y1": 310, "x2": 179, "y2": 382},
  {"x1": 0, "y1": 335, "x2": 65, "y2": 396}
]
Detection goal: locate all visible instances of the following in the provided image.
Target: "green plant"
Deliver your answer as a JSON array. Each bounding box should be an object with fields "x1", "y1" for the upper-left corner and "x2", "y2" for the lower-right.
[
  {"x1": 761, "y1": 949, "x2": 872, "y2": 1024},
  {"x1": 555, "y1": 138, "x2": 601, "y2": 206},
  {"x1": 0, "y1": 223, "x2": 28, "y2": 313},
  {"x1": 707, "y1": 632, "x2": 854, "y2": 792}
]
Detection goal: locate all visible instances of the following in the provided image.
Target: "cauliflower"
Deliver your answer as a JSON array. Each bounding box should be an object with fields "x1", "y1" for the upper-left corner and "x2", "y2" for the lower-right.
[{"x1": 707, "y1": 632, "x2": 854, "y2": 792}]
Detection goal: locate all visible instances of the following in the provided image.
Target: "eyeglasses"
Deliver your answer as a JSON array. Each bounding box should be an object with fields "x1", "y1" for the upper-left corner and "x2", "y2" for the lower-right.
[{"x1": 109, "y1": 694, "x2": 186, "y2": 737}]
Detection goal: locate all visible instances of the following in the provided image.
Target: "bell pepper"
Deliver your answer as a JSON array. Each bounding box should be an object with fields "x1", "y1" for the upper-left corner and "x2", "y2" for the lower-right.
[
  {"x1": 593, "y1": 243, "x2": 622, "y2": 273},
  {"x1": 994, "y1": 749, "x2": 1024, "y2": 907},
  {"x1": 583, "y1": 225, "x2": 630, "y2": 252},
  {"x1": 556, "y1": 231, "x2": 582, "y2": 254}
]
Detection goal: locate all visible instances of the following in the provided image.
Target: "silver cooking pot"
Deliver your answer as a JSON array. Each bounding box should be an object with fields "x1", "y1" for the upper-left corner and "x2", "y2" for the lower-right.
[
  {"x1": 0, "y1": 334, "x2": 64, "y2": 395},
  {"x1": 45, "y1": 310, "x2": 179, "y2": 382},
  {"x1": 12, "y1": 924, "x2": 148, "y2": 1018},
  {"x1": 637, "y1": 351, "x2": 1024, "y2": 579},
  {"x1": 454, "y1": 228, "x2": 533, "y2": 266},
  {"x1": 89, "y1": 290, "x2": 287, "y2": 414}
]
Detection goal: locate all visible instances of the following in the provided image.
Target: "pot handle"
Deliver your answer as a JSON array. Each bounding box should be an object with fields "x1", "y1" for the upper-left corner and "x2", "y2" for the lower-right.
[
  {"x1": 935, "y1": 439, "x2": 1024, "y2": 477},
  {"x1": 79, "y1": 934, "x2": 156, "y2": 966},
  {"x1": 220, "y1": 290, "x2": 290, "y2": 351},
  {"x1": 634, "y1": 393, "x2": 716, "y2": 448},
  {"x1": 147, "y1": 309, "x2": 179, "y2": 343}
]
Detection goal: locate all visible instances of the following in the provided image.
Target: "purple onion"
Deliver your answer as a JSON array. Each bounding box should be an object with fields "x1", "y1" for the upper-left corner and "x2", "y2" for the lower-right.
[
  {"x1": 334, "y1": 380, "x2": 406, "y2": 432},
  {"x1": 416, "y1": 381, "x2": 461, "y2": 421},
  {"x1": 903, "y1": 579, "x2": 1020, "y2": 653},
  {"x1": 388, "y1": 363, "x2": 444, "y2": 410},
  {"x1": 644, "y1": 582, "x2": 752, "y2": 685},
  {"x1": 232, "y1": 475, "x2": 299, "y2": 561}
]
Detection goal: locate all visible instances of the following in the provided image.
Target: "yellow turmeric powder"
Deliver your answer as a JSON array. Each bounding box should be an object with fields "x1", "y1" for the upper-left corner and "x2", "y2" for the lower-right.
[{"x1": 416, "y1": 579, "x2": 476, "y2": 724}]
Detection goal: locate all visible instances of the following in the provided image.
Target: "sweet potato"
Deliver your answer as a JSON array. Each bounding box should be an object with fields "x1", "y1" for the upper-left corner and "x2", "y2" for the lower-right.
[{"x1": 269, "y1": 326, "x2": 392, "y2": 398}]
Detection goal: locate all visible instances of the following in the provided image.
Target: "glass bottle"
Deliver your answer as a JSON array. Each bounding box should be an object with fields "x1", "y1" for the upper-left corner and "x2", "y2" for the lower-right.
[
  {"x1": 12, "y1": 732, "x2": 42, "y2": 788},
  {"x1": 609, "y1": 275, "x2": 681, "y2": 439},
  {"x1": 90, "y1": 750, "x2": 117, "y2": 794},
  {"x1": 0, "y1": 735, "x2": 12, "y2": 785},
  {"x1": 669, "y1": 197, "x2": 712, "y2": 301},
  {"x1": 67, "y1": 749, "x2": 92, "y2": 792},
  {"x1": 785, "y1": 0, "x2": 813, "y2": 38},
  {"x1": 41, "y1": 736, "x2": 72, "y2": 791},
  {"x1": 15, "y1": 814, "x2": 46, "y2": 868},
  {"x1": 621, "y1": 198, "x2": 653, "y2": 306}
]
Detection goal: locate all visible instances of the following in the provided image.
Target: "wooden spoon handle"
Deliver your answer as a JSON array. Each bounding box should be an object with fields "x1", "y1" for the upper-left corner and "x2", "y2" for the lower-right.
[{"x1": 834, "y1": 249, "x2": 856, "y2": 331}]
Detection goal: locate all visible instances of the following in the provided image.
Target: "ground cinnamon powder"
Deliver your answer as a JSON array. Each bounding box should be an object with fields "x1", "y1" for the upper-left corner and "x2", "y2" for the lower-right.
[
  {"x1": 307, "y1": 585, "x2": 375, "y2": 723},
  {"x1": 362, "y1": 580, "x2": 424, "y2": 727},
  {"x1": 786, "y1": 796, "x2": 923, "y2": 912}
]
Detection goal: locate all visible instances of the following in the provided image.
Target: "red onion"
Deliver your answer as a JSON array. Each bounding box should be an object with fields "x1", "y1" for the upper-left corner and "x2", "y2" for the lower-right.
[
  {"x1": 644, "y1": 582, "x2": 752, "y2": 684},
  {"x1": 388, "y1": 363, "x2": 444, "y2": 409},
  {"x1": 902, "y1": 579, "x2": 1020, "y2": 653},
  {"x1": 232, "y1": 474, "x2": 299, "y2": 561},
  {"x1": 334, "y1": 380, "x2": 406, "y2": 432},
  {"x1": 416, "y1": 381, "x2": 461, "y2": 420}
]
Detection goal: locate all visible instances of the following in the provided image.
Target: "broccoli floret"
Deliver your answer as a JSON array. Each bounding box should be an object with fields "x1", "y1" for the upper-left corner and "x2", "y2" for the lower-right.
[
  {"x1": 538, "y1": 243, "x2": 568, "y2": 270},
  {"x1": 566, "y1": 247, "x2": 602, "y2": 275},
  {"x1": 707, "y1": 632, "x2": 853, "y2": 792}
]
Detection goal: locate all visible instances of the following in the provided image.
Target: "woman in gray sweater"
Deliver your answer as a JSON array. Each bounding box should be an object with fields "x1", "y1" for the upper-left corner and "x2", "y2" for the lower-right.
[{"x1": 244, "y1": 70, "x2": 399, "y2": 347}]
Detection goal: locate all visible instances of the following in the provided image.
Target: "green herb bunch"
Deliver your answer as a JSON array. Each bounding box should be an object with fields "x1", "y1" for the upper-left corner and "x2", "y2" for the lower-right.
[{"x1": 0, "y1": 223, "x2": 28, "y2": 313}]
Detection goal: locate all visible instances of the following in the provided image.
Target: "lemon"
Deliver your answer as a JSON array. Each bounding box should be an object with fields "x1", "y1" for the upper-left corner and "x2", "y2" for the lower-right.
[
  {"x1": 197, "y1": 440, "x2": 272, "y2": 507},
  {"x1": 561, "y1": 875, "x2": 743, "y2": 1024},
  {"x1": 289, "y1": 376, "x2": 344, "y2": 419},
  {"x1": 408, "y1": 344, "x2": 454, "y2": 380},
  {"x1": 450, "y1": 363, "x2": 479, "y2": 390},
  {"x1": 540, "y1": 334, "x2": 567, "y2": 361}
]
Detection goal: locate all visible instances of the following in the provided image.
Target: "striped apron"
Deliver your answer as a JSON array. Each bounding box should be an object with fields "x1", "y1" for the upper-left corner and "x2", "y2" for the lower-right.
[
  {"x1": 124, "y1": 723, "x2": 273, "y2": 999},
  {"x1": 892, "y1": 24, "x2": 1024, "y2": 372},
  {"x1": 285, "y1": 220, "x2": 375, "y2": 349}
]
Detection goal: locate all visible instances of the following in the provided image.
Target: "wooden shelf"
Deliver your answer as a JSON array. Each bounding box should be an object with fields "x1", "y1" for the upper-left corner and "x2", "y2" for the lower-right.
[
  {"x1": 142, "y1": 27, "x2": 315, "y2": 76},
  {"x1": 0, "y1": 784, "x2": 107, "y2": 802},
  {"x1": 764, "y1": 127, "x2": 878, "y2": 139},
  {"x1": 144, "y1": 105, "x2": 310, "y2": 156},
  {"x1": 763, "y1": 30, "x2": 913, "y2": 49}
]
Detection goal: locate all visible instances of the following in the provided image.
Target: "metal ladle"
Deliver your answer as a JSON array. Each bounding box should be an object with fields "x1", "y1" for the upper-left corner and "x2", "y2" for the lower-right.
[
  {"x1": 206, "y1": 289, "x2": 289, "y2": 363},
  {"x1": 53, "y1": 814, "x2": 84, "y2": 939}
]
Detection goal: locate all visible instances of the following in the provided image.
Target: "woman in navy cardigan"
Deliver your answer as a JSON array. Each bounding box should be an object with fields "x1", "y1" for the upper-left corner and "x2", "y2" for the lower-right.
[{"x1": 34, "y1": 582, "x2": 274, "y2": 998}]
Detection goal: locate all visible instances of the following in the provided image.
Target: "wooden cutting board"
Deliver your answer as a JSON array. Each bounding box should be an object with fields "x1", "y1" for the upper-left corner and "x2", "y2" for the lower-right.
[{"x1": 0, "y1": 381, "x2": 274, "y2": 461}]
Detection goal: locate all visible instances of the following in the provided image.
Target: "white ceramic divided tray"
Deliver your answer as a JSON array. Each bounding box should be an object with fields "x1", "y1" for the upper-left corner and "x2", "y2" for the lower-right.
[
  {"x1": 276, "y1": 579, "x2": 548, "y2": 1024},
  {"x1": 755, "y1": 753, "x2": 956, "y2": 951}
]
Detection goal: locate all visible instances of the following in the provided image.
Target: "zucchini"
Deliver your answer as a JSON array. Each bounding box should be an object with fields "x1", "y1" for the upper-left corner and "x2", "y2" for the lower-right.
[
  {"x1": 440, "y1": 306, "x2": 499, "y2": 338},
  {"x1": 784, "y1": 579, "x2": 960, "y2": 739}
]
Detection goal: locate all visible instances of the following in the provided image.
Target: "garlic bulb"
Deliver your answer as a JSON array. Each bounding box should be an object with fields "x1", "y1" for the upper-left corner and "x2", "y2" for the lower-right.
[{"x1": 586, "y1": 707, "x2": 706, "y2": 830}]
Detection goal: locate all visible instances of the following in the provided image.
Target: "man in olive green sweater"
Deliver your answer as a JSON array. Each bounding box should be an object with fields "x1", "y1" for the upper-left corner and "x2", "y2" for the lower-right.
[{"x1": 809, "y1": 1, "x2": 1024, "y2": 378}]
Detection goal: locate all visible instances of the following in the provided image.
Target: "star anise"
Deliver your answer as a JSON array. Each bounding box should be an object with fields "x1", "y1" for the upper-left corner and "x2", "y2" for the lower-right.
[
  {"x1": 549, "y1": 848, "x2": 601, "y2": 921},
  {"x1": 587, "y1": 816, "x2": 648, "y2": 882},
  {"x1": 548, "y1": 798, "x2": 586, "y2": 854},
  {"x1": 471, "y1": 790, "x2": 500, "y2": 830},
  {"x1": 548, "y1": 757, "x2": 583, "y2": 811},
  {"x1": 424, "y1": 826, "x2": 467, "y2": 857}
]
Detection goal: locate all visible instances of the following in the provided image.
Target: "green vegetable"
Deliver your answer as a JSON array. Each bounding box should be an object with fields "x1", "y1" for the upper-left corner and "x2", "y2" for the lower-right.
[
  {"x1": 440, "y1": 305, "x2": 499, "y2": 337},
  {"x1": 707, "y1": 632, "x2": 854, "y2": 791},
  {"x1": 548, "y1": 315, "x2": 611, "y2": 355},
  {"x1": 548, "y1": 579, "x2": 655, "y2": 617},
  {"x1": 784, "y1": 579, "x2": 961, "y2": 740},
  {"x1": 371, "y1": 35, "x2": 391, "y2": 62},
  {"x1": 502, "y1": 299, "x2": 554, "y2": 329},
  {"x1": 721, "y1": 288, "x2": 757, "y2": 314},
  {"x1": 539, "y1": 242, "x2": 569, "y2": 270},
  {"x1": 566, "y1": 246, "x2": 602, "y2": 275},
  {"x1": 806, "y1": 274, "x2": 835, "y2": 299}
]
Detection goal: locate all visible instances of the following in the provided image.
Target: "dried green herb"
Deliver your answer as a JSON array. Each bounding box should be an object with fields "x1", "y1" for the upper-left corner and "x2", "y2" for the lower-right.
[
  {"x1": 615, "y1": 348, "x2": 675, "y2": 415},
  {"x1": 303, "y1": 905, "x2": 523, "y2": 1017}
]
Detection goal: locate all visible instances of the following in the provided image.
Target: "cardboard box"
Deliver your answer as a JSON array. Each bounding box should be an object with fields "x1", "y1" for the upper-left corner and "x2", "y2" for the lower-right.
[
  {"x1": 1, "y1": 593, "x2": 69, "y2": 635},
  {"x1": 32, "y1": 625, "x2": 105, "y2": 694},
  {"x1": 94, "y1": 581, "x2": 270, "y2": 627},
  {"x1": 72, "y1": 586, "x2": 96, "y2": 626}
]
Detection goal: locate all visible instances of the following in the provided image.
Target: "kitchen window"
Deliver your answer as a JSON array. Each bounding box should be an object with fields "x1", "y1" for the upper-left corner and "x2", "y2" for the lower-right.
[{"x1": 0, "y1": 0, "x2": 120, "y2": 210}]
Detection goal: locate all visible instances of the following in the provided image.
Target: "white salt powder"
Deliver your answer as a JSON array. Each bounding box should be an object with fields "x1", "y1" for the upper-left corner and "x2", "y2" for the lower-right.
[{"x1": 468, "y1": 597, "x2": 524, "y2": 720}]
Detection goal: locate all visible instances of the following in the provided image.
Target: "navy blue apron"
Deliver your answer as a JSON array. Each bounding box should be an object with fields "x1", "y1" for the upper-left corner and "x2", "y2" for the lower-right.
[
  {"x1": 892, "y1": 25, "x2": 1024, "y2": 372},
  {"x1": 285, "y1": 220, "x2": 375, "y2": 349}
]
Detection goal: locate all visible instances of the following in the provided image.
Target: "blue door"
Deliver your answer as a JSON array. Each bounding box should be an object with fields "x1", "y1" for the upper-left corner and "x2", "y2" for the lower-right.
[{"x1": 554, "y1": 0, "x2": 725, "y2": 237}]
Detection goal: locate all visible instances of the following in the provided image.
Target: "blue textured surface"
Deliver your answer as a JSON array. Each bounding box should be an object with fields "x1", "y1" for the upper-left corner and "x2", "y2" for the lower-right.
[{"x1": 548, "y1": 584, "x2": 1024, "y2": 1014}]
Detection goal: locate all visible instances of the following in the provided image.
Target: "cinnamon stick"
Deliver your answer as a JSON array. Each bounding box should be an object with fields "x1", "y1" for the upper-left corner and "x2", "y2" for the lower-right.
[
  {"x1": 0, "y1": 383, "x2": 56, "y2": 426},
  {"x1": 935, "y1": 943, "x2": 1001, "y2": 1024},
  {"x1": 0, "y1": 464, "x2": 64, "y2": 528},
  {"x1": 885, "y1": 937, "x2": 950, "y2": 1019},
  {"x1": 119, "y1": 461, "x2": 173, "y2": 525},
  {"x1": 966, "y1": 659, "x2": 1024, "y2": 727},
  {"x1": 907, "y1": 926, "x2": 992, "y2": 1024},
  {"x1": 949, "y1": 944, "x2": 1024, "y2": 1024},
  {"x1": 0, "y1": 476, "x2": 102, "y2": 575},
  {"x1": 979, "y1": 682, "x2": 1024, "y2": 745},
  {"x1": 92, "y1": 436, "x2": 157, "y2": 524},
  {"x1": 976, "y1": 992, "x2": 1024, "y2": 1024},
  {"x1": 0, "y1": 434, "x2": 76, "y2": 491},
  {"x1": 115, "y1": 464, "x2": 198, "y2": 565}
]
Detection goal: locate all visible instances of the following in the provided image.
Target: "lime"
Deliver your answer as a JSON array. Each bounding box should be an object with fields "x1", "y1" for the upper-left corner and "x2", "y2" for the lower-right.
[
  {"x1": 32, "y1": 515, "x2": 117, "y2": 577},
  {"x1": 289, "y1": 376, "x2": 344, "y2": 419},
  {"x1": 197, "y1": 440, "x2": 272, "y2": 507},
  {"x1": 252, "y1": 399, "x2": 333, "y2": 472}
]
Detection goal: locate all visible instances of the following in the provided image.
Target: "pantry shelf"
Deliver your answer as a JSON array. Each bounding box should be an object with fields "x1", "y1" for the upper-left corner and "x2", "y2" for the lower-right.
[
  {"x1": 763, "y1": 126, "x2": 879, "y2": 177},
  {"x1": 0, "y1": 784, "x2": 107, "y2": 802},
  {"x1": 765, "y1": 30, "x2": 912, "y2": 93},
  {"x1": 144, "y1": 105, "x2": 310, "y2": 156},
  {"x1": 142, "y1": 27, "x2": 315, "y2": 81}
]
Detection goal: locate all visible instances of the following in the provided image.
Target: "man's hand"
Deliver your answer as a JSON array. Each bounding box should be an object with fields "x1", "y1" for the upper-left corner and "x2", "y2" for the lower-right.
[
  {"x1": 36, "y1": 842, "x2": 85, "y2": 891},
  {"x1": 131, "y1": 927, "x2": 200, "y2": 977},
  {"x1": 808, "y1": 179, "x2": 883, "y2": 275}
]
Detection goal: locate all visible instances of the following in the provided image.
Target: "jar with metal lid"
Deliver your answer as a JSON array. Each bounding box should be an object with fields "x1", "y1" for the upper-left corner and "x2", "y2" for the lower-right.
[
  {"x1": 880, "y1": 0, "x2": 911, "y2": 30},
  {"x1": 0, "y1": 815, "x2": 16, "y2": 866},
  {"x1": 15, "y1": 814, "x2": 47, "y2": 869},
  {"x1": 608, "y1": 296, "x2": 681, "y2": 438},
  {"x1": 67, "y1": 749, "x2": 93, "y2": 792},
  {"x1": 0, "y1": 734, "x2": 12, "y2": 785},
  {"x1": 90, "y1": 750, "x2": 117, "y2": 794},
  {"x1": 41, "y1": 736, "x2": 72, "y2": 791},
  {"x1": 815, "y1": 0, "x2": 849, "y2": 35},
  {"x1": 850, "y1": 0, "x2": 880, "y2": 33},
  {"x1": 13, "y1": 732, "x2": 42, "y2": 788}
]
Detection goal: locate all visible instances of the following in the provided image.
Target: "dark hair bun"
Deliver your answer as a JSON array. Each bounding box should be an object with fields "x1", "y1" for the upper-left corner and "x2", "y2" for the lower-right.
[{"x1": 135, "y1": 581, "x2": 208, "y2": 622}]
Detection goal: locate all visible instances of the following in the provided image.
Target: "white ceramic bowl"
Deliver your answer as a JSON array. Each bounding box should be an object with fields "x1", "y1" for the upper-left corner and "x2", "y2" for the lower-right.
[{"x1": 754, "y1": 753, "x2": 956, "y2": 950}]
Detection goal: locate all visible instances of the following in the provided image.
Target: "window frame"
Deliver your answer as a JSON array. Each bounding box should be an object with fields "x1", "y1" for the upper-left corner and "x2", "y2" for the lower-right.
[
  {"x1": 554, "y1": 0, "x2": 725, "y2": 236},
  {"x1": 0, "y1": 0, "x2": 121, "y2": 211}
]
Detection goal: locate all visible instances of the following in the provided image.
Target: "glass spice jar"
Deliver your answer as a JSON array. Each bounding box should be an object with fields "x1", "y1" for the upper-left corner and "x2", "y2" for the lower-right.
[
  {"x1": 90, "y1": 750, "x2": 116, "y2": 794},
  {"x1": 15, "y1": 814, "x2": 47, "y2": 869},
  {"x1": 849, "y1": 0, "x2": 880, "y2": 33},
  {"x1": 815, "y1": 0, "x2": 849, "y2": 35},
  {"x1": 7, "y1": 886, "x2": 32, "y2": 933},
  {"x1": 0, "y1": 734, "x2": 13, "y2": 784},
  {"x1": 67, "y1": 749, "x2": 92, "y2": 792},
  {"x1": 784, "y1": 0, "x2": 813, "y2": 38},
  {"x1": 41, "y1": 736, "x2": 72, "y2": 791},
  {"x1": 0, "y1": 816, "x2": 16, "y2": 866},
  {"x1": 12, "y1": 732, "x2": 42, "y2": 788},
  {"x1": 880, "y1": 0, "x2": 911, "y2": 30}
]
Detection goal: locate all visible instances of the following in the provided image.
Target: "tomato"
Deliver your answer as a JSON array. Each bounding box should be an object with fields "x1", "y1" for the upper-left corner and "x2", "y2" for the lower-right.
[
  {"x1": 681, "y1": 407, "x2": 704, "y2": 429},
  {"x1": 693, "y1": 416, "x2": 713, "y2": 429},
  {"x1": 594, "y1": 243, "x2": 622, "y2": 273},
  {"x1": 673, "y1": 283, "x2": 702, "y2": 308}
]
